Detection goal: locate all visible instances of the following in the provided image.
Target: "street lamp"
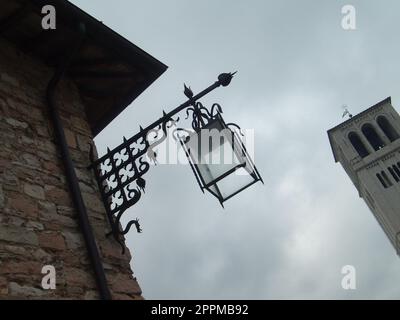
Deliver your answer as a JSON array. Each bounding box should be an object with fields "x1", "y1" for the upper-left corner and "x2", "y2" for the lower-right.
[
  {"x1": 89, "y1": 72, "x2": 263, "y2": 252},
  {"x1": 180, "y1": 112, "x2": 263, "y2": 206}
]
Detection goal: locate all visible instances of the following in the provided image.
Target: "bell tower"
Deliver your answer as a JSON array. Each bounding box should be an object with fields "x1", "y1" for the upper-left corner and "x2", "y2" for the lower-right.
[{"x1": 328, "y1": 97, "x2": 400, "y2": 255}]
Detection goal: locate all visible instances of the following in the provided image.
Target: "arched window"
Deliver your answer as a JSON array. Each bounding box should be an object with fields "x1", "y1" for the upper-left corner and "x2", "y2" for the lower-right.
[
  {"x1": 361, "y1": 124, "x2": 385, "y2": 151},
  {"x1": 348, "y1": 132, "x2": 369, "y2": 158},
  {"x1": 377, "y1": 116, "x2": 399, "y2": 142}
]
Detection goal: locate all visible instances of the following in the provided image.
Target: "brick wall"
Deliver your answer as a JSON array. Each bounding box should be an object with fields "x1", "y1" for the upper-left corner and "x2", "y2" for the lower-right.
[{"x1": 0, "y1": 37, "x2": 142, "y2": 299}]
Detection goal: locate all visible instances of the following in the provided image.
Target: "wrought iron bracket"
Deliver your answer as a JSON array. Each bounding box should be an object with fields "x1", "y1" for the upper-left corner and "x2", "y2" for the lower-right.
[{"x1": 88, "y1": 72, "x2": 236, "y2": 253}]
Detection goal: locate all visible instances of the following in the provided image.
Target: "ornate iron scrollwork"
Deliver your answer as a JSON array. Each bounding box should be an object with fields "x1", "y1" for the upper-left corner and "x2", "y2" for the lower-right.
[
  {"x1": 89, "y1": 115, "x2": 179, "y2": 253},
  {"x1": 88, "y1": 73, "x2": 236, "y2": 253}
]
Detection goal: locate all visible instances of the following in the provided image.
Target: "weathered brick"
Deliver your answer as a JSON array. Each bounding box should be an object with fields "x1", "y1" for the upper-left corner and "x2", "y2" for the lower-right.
[
  {"x1": 21, "y1": 153, "x2": 41, "y2": 168},
  {"x1": 0, "y1": 158, "x2": 10, "y2": 173},
  {"x1": 0, "y1": 97, "x2": 7, "y2": 112},
  {"x1": 13, "y1": 165, "x2": 42, "y2": 185},
  {"x1": 0, "y1": 277, "x2": 8, "y2": 295},
  {"x1": 5, "y1": 117, "x2": 28, "y2": 129},
  {"x1": 0, "y1": 184, "x2": 4, "y2": 208},
  {"x1": 56, "y1": 205, "x2": 75, "y2": 217},
  {"x1": 69, "y1": 149, "x2": 89, "y2": 168},
  {"x1": 64, "y1": 128, "x2": 77, "y2": 149},
  {"x1": 19, "y1": 105, "x2": 44, "y2": 122},
  {"x1": 0, "y1": 226, "x2": 38, "y2": 245},
  {"x1": 6, "y1": 97, "x2": 43, "y2": 120},
  {"x1": 79, "y1": 181, "x2": 96, "y2": 194},
  {"x1": 64, "y1": 267, "x2": 96, "y2": 288},
  {"x1": 26, "y1": 221, "x2": 44, "y2": 231},
  {"x1": 0, "y1": 261, "x2": 42, "y2": 275},
  {"x1": 42, "y1": 173, "x2": 66, "y2": 189},
  {"x1": 70, "y1": 116, "x2": 91, "y2": 134},
  {"x1": 100, "y1": 261, "x2": 114, "y2": 271},
  {"x1": 38, "y1": 200, "x2": 57, "y2": 215},
  {"x1": 40, "y1": 211, "x2": 77, "y2": 230},
  {"x1": 7, "y1": 216, "x2": 25, "y2": 227},
  {"x1": 35, "y1": 124, "x2": 49, "y2": 137},
  {"x1": 110, "y1": 274, "x2": 142, "y2": 295},
  {"x1": 37, "y1": 139, "x2": 58, "y2": 155},
  {"x1": 8, "y1": 282, "x2": 46, "y2": 297},
  {"x1": 24, "y1": 183, "x2": 45, "y2": 200},
  {"x1": 37, "y1": 150, "x2": 58, "y2": 162},
  {"x1": 1, "y1": 73, "x2": 19, "y2": 87},
  {"x1": 75, "y1": 167, "x2": 94, "y2": 185},
  {"x1": 87, "y1": 209, "x2": 105, "y2": 222},
  {"x1": 19, "y1": 135, "x2": 35, "y2": 146},
  {"x1": 4, "y1": 245, "x2": 29, "y2": 257},
  {"x1": 45, "y1": 185, "x2": 72, "y2": 206},
  {"x1": 82, "y1": 192, "x2": 104, "y2": 213},
  {"x1": 100, "y1": 240, "x2": 131, "y2": 261},
  {"x1": 67, "y1": 286, "x2": 85, "y2": 296},
  {"x1": 32, "y1": 248, "x2": 52, "y2": 262},
  {"x1": 77, "y1": 134, "x2": 91, "y2": 152},
  {"x1": 38, "y1": 232, "x2": 66, "y2": 251},
  {"x1": 2, "y1": 171, "x2": 19, "y2": 192},
  {"x1": 7, "y1": 193, "x2": 38, "y2": 217},
  {"x1": 43, "y1": 160, "x2": 61, "y2": 174},
  {"x1": 84, "y1": 290, "x2": 99, "y2": 300},
  {"x1": 62, "y1": 231, "x2": 83, "y2": 250}
]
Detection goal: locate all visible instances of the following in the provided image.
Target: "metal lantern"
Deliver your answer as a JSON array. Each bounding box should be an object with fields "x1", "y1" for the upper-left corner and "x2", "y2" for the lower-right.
[
  {"x1": 182, "y1": 113, "x2": 263, "y2": 205},
  {"x1": 89, "y1": 72, "x2": 263, "y2": 251}
]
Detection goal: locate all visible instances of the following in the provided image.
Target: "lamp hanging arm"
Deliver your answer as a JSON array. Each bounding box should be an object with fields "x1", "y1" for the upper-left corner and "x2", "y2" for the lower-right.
[
  {"x1": 87, "y1": 72, "x2": 236, "y2": 253},
  {"x1": 88, "y1": 72, "x2": 236, "y2": 169}
]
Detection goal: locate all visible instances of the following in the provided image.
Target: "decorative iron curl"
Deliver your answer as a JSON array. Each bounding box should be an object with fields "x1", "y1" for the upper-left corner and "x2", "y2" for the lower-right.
[
  {"x1": 147, "y1": 114, "x2": 179, "y2": 164},
  {"x1": 226, "y1": 122, "x2": 245, "y2": 136},
  {"x1": 184, "y1": 102, "x2": 224, "y2": 130}
]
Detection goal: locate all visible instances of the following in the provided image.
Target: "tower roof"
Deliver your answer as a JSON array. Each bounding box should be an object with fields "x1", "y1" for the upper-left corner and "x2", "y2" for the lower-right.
[
  {"x1": 0, "y1": 0, "x2": 168, "y2": 136},
  {"x1": 327, "y1": 97, "x2": 391, "y2": 162}
]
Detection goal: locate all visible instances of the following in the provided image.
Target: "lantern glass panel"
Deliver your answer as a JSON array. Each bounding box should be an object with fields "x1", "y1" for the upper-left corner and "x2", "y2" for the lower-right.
[{"x1": 185, "y1": 117, "x2": 260, "y2": 202}]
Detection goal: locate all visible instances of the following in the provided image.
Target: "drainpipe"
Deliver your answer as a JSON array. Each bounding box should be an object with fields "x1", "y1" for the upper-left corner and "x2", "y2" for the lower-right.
[{"x1": 46, "y1": 22, "x2": 112, "y2": 300}]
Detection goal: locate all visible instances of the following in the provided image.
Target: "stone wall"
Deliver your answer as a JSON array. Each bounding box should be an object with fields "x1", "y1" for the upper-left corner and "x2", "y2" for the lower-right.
[{"x1": 0, "y1": 37, "x2": 142, "y2": 299}]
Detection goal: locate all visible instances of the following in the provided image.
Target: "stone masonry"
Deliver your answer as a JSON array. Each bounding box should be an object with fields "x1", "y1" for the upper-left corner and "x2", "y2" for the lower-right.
[{"x1": 0, "y1": 36, "x2": 143, "y2": 299}]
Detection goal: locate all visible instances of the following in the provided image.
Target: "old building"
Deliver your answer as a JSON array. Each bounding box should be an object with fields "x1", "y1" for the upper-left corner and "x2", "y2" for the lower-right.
[
  {"x1": 0, "y1": 0, "x2": 166, "y2": 299},
  {"x1": 328, "y1": 97, "x2": 400, "y2": 255}
]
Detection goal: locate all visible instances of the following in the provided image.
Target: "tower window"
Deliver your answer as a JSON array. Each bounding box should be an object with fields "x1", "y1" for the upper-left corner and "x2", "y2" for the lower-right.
[
  {"x1": 377, "y1": 171, "x2": 393, "y2": 188},
  {"x1": 377, "y1": 116, "x2": 399, "y2": 142},
  {"x1": 382, "y1": 171, "x2": 393, "y2": 187},
  {"x1": 377, "y1": 173, "x2": 387, "y2": 188},
  {"x1": 348, "y1": 132, "x2": 369, "y2": 158},
  {"x1": 395, "y1": 163, "x2": 400, "y2": 177},
  {"x1": 388, "y1": 166, "x2": 400, "y2": 182},
  {"x1": 392, "y1": 164, "x2": 400, "y2": 180},
  {"x1": 362, "y1": 123, "x2": 386, "y2": 151}
]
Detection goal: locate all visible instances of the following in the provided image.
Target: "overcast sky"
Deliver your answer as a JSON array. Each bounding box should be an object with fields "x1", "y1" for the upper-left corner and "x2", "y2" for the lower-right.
[{"x1": 70, "y1": 0, "x2": 400, "y2": 299}]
